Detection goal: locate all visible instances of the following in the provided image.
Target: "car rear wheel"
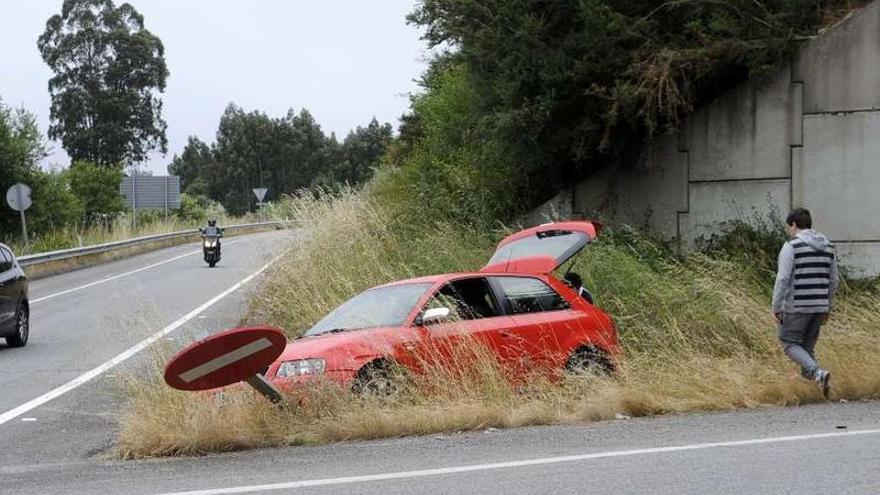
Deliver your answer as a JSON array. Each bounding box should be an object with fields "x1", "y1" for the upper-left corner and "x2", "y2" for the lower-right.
[
  {"x1": 352, "y1": 360, "x2": 407, "y2": 398},
  {"x1": 6, "y1": 303, "x2": 29, "y2": 348},
  {"x1": 565, "y1": 346, "x2": 614, "y2": 376}
]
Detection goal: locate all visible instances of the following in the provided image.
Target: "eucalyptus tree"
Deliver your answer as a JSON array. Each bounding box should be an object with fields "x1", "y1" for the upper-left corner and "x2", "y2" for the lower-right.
[{"x1": 38, "y1": 0, "x2": 169, "y2": 167}]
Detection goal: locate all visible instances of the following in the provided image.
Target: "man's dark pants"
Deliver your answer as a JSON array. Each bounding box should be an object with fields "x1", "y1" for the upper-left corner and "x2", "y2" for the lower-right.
[{"x1": 779, "y1": 312, "x2": 824, "y2": 378}]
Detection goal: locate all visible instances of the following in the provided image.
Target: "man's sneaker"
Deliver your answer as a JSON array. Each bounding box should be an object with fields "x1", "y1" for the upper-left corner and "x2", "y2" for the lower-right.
[{"x1": 814, "y1": 369, "x2": 831, "y2": 398}]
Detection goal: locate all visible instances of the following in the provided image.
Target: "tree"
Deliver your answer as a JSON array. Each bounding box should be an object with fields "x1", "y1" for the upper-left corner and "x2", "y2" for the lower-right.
[
  {"x1": 67, "y1": 160, "x2": 126, "y2": 221},
  {"x1": 333, "y1": 118, "x2": 394, "y2": 185},
  {"x1": 168, "y1": 136, "x2": 213, "y2": 197},
  {"x1": 27, "y1": 169, "x2": 84, "y2": 232},
  {"x1": 0, "y1": 99, "x2": 87, "y2": 243},
  {"x1": 37, "y1": 0, "x2": 169, "y2": 166},
  {"x1": 407, "y1": 0, "x2": 839, "y2": 204},
  {"x1": 165, "y1": 103, "x2": 391, "y2": 214},
  {"x1": 0, "y1": 100, "x2": 47, "y2": 239}
]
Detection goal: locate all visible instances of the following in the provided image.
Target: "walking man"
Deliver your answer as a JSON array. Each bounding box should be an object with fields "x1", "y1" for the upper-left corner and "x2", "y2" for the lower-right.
[{"x1": 772, "y1": 208, "x2": 839, "y2": 397}]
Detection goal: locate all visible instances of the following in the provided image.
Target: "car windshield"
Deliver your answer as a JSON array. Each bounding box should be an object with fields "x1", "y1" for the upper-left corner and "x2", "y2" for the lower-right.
[
  {"x1": 306, "y1": 283, "x2": 432, "y2": 336},
  {"x1": 487, "y1": 230, "x2": 589, "y2": 268}
]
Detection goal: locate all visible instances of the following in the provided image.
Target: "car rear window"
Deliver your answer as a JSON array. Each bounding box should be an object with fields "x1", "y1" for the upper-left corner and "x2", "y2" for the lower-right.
[
  {"x1": 487, "y1": 230, "x2": 588, "y2": 267},
  {"x1": 493, "y1": 276, "x2": 569, "y2": 314}
]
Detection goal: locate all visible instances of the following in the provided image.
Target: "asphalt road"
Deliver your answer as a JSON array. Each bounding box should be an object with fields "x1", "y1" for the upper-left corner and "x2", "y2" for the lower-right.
[
  {"x1": 0, "y1": 230, "x2": 291, "y2": 465},
  {"x1": 1, "y1": 229, "x2": 879, "y2": 494}
]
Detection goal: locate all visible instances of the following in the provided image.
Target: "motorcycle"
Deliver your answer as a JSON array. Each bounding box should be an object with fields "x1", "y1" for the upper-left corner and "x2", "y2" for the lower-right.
[{"x1": 199, "y1": 228, "x2": 223, "y2": 267}]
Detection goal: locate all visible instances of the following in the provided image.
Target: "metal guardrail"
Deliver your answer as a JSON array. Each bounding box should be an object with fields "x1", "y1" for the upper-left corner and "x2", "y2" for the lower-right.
[{"x1": 18, "y1": 221, "x2": 284, "y2": 267}]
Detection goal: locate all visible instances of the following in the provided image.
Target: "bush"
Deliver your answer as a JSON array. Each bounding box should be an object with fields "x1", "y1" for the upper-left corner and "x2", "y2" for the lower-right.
[
  {"x1": 67, "y1": 161, "x2": 126, "y2": 221},
  {"x1": 176, "y1": 193, "x2": 227, "y2": 223},
  {"x1": 374, "y1": 64, "x2": 525, "y2": 228}
]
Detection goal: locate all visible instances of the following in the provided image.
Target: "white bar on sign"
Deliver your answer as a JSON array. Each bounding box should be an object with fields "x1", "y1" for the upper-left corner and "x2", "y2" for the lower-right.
[{"x1": 178, "y1": 338, "x2": 273, "y2": 383}]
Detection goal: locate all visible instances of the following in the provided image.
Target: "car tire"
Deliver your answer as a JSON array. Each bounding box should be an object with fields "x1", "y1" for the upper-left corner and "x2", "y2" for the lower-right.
[
  {"x1": 352, "y1": 360, "x2": 406, "y2": 398},
  {"x1": 6, "y1": 302, "x2": 29, "y2": 348},
  {"x1": 565, "y1": 346, "x2": 614, "y2": 376}
]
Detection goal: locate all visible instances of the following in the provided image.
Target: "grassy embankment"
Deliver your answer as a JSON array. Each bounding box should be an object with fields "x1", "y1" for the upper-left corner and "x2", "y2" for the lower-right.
[{"x1": 116, "y1": 185, "x2": 880, "y2": 458}]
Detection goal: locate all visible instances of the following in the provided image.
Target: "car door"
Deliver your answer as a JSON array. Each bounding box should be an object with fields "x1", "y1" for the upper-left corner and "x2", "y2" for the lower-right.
[
  {"x1": 0, "y1": 248, "x2": 14, "y2": 333},
  {"x1": 489, "y1": 275, "x2": 585, "y2": 371},
  {"x1": 411, "y1": 277, "x2": 516, "y2": 373}
]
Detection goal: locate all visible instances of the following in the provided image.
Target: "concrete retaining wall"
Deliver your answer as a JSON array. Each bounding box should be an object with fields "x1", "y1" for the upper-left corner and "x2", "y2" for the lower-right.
[{"x1": 544, "y1": 1, "x2": 880, "y2": 277}]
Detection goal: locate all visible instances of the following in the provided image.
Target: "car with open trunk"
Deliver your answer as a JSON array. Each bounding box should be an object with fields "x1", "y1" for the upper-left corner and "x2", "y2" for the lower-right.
[{"x1": 266, "y1": 221, "x2": 617, "y2": 393}]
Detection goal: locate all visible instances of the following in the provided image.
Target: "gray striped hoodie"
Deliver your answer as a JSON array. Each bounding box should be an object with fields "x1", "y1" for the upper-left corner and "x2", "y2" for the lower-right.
[{"x1": 772, "y1": 229, "x2": 839, "y2": 314}]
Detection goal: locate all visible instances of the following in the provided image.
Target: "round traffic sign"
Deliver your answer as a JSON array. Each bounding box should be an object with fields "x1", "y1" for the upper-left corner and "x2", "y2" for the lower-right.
[
  {"x1": 6, "y1": 183, "x2": 32, "y2": 211},
  {"x1": 164, "y1": 326, "x2": 287, "y2": 391}
]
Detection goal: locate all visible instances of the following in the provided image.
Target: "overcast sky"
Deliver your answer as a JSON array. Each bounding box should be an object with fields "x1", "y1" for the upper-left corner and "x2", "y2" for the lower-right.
[{"x1": 0, "y1": 0, "x2": 428, "y2": 175}]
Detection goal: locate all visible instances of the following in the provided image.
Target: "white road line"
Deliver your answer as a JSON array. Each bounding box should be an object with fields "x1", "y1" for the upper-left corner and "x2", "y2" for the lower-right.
[
  {"x1": 0, "y1": 253, "x2": 282, "y2": 428},
  {"x1": 155, "y1": 428, "x2": 880, "y2": 495},
  {"x1": 31, "y1": 239, "x2": 245, "y2": 305},
  {"x1": 179, "y1": 338, "x2": 273, "y2": 383}
]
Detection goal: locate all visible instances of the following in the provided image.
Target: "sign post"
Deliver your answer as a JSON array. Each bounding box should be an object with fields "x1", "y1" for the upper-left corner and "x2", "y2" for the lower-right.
[
  {"x1": 253, "y1": 188, "x2": 268, "y2": 221},
  {"x1": 164, "y1": 326, "x2": 287, "y2": 404},
  {"x1": 6, "y1": 183, "x2": 32, "y2": 248}
]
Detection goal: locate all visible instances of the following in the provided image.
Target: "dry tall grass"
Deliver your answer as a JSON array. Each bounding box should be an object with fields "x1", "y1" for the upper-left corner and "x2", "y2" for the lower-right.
[
  {"x1": 7, "y1": 212, "x2": 253, "y2": 256},
  {"x1": 116, "y1": 189, "x2": 880, "y2": 458}
]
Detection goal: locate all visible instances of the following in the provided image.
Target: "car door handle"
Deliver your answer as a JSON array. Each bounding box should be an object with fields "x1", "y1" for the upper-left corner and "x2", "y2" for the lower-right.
[{"x1": 499, "y1": 331, "x2": 514, "y2": 338}]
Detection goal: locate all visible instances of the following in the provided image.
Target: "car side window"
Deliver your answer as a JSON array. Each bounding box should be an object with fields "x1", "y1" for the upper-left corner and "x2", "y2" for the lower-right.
[
  {"x1": 493, "y1": 276, "x2": 569, "y2": 314},
  {"x1": 424, "y1": 277, "x2": 500, "y2": 321},
  {"x1": 0, "y1": 248, "x2": 11, "y2": 272}
]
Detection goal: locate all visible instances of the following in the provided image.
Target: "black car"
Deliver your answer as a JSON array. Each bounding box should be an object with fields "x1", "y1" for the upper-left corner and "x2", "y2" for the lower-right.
[{"x1": 0, "y1": 243, "x2": 28, "y2": 348}]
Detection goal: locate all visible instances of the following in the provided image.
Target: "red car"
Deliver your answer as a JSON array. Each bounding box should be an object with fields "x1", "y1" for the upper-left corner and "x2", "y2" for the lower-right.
[{"x1": 266, "y1": 221, "x2": 618, "y2": 393}]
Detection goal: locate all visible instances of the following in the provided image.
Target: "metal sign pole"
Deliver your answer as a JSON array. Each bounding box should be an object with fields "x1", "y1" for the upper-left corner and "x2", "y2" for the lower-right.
[
  {"x1": 132, "y1": 172, "x2": 137, "y2": 231},
  {"x1": 244, "y1": 374, "x2": 284, "y2": 404},
  {"x1": 16, "y1": 185, "x2": 28, "y2": 248},
  {"x1": 164, "y1": 175, "x2": 168, "y2": 220}
]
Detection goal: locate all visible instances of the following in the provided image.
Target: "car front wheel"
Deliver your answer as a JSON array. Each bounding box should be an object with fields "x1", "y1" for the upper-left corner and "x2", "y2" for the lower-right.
[
  {"x1": 6, "y1": 302, "x2": 29, "y2": 348},
  {"x1": 352, "y1": 361, "x2": 407, "y2": 398},
  {"x1": 565, "y1": 346, "x2": 614, "y2": 376}
]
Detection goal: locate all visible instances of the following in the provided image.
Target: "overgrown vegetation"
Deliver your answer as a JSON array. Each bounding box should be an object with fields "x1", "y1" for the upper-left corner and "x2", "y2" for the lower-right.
[
  {"x1": 116, "y1": 1, "x2": 880, "y2": 457},
  {"x1": 403, "y1": 0, "x2": 864, "y2": 208},
  {"x1": 117, "y1": 190, "x2": 880, "y2": 458}
]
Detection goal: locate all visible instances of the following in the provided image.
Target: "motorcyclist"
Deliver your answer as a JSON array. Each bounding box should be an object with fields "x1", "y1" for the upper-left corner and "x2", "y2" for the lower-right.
[
  {"x1": 203, "y1": 219, "x2": 221, "y2": 237},
  {"x1": 201, "y1": 219, "x2": 222, "y2": 255}
]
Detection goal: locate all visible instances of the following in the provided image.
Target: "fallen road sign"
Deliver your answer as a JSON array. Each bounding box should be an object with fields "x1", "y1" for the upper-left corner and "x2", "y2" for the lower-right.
[{"x1": 164, "y1": 326, "x2": 287, "y2": 403}]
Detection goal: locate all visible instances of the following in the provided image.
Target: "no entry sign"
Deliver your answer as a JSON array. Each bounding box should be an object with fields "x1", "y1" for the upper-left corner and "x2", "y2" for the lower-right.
[{"x1": 164, "y1": 326, "x2": 286, "y2": 401}]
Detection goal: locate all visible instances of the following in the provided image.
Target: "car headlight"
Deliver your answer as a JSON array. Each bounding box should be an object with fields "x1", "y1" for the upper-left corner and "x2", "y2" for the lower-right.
[{"x1": 276, "y1": 358, "x2": 326, "y2": 378}]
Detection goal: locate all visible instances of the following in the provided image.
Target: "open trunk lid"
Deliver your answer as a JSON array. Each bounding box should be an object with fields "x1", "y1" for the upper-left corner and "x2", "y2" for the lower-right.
[{"x1": 481, "y1": 221, "x2": 602, "y2": 274}]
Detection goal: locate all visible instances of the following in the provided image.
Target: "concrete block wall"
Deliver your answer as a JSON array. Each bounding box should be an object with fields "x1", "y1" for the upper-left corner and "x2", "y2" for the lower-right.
[{"x1": 555, "y1": 1, "x2": 880, "y2": 277}]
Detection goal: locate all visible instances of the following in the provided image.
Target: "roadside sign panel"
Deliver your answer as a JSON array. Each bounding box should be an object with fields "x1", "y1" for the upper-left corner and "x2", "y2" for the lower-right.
[
  {"x1": 164, "y1": 326, "x2": 286, "y2": 392},
  {"x1": 120, "y1": 175, "x2": 181, "y2": 209},
  {"x1": 253, "y1": 188, "x2": 267, "y2": 202},
  {"x1": 6, "y1": 183, "x2": 32, "y2": 211}
]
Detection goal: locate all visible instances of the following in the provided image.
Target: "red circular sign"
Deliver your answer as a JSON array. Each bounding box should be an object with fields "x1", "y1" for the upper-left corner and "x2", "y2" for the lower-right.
[{"x1": 164, "y1": 326, "x2": 287, "y2": 391}]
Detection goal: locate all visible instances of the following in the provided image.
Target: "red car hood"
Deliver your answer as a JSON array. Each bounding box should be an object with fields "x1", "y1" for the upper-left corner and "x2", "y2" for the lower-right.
[{"x1": 274, "y1": 326, "x2": 412, "y2": 371}]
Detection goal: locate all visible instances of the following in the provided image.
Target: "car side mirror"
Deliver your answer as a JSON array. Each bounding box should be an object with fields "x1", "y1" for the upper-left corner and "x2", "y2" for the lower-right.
[{"x1": 417, "y1": 307, "x2": 452, "y2": 326}]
